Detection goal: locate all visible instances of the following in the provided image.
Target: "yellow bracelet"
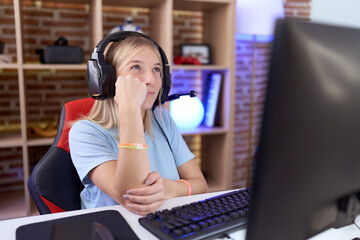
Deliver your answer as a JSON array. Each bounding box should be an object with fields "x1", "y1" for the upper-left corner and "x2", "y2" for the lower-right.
[
  {"x1": 177, "y1": 179, "x2": 192, "y2": 196},
  {"x1": 118, "y1": 143, "x2": 148, "y2": 150}
]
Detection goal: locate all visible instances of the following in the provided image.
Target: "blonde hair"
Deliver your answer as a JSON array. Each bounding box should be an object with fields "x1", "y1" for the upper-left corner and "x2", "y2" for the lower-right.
[{"x1": 85, "y1": 36, "x2": 163, "y2": 135}]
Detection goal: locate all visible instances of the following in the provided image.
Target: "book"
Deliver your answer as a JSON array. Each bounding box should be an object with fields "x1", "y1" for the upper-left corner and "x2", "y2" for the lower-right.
[{"x1": 202, "y1": 72, "x2": 222, "y2": 127}]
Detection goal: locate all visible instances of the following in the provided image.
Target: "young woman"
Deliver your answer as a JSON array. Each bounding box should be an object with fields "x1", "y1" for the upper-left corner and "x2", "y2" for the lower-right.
[{"x1": 69, "y1": 34, "x2": 209, "y2": 216}]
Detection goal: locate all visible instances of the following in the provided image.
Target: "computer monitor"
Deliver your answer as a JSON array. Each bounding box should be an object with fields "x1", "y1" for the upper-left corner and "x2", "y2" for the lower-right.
[{"x1": 246, "y1": 19, "x2": 360, "y2": 240}]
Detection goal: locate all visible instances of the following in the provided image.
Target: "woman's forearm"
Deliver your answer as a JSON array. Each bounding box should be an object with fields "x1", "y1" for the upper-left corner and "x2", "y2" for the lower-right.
[
  {"x1": 164, "y1": 177, "x2": 209, "y2": 199},
  {"x1": 114, "y1": 107, "x2": 151, "y2": 201}
]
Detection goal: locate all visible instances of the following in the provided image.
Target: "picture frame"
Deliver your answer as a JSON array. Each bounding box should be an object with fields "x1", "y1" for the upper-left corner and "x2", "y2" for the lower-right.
[{"x1": 180, "y1": 43, "x2": 211, "y2": 65}]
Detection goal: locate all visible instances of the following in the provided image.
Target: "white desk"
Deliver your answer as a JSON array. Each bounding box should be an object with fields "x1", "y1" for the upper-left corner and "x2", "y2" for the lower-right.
[{"x1": 0, "y1": 190, "x2": 359, "y2": 240}]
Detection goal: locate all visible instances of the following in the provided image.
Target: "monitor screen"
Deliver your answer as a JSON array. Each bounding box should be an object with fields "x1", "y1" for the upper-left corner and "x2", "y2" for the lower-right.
[{"x1": 246, "y1": 19, "x2": 360, "y2": 240}]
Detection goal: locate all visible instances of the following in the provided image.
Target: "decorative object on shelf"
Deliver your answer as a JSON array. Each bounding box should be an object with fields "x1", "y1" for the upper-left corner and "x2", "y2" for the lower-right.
[
  {"x1": 0, "y1": 123, "x2": 21, "y2": 132},
  {"x1": 37, "y1": 37, "x2": 84, "y2": 64},
  {"x1": 0, "y1": 40, "x2": 13, "y2": 64},
  {"x1": 109, "y1": 17, "x2": 142, "y2": 34},
  {"x1": 236, "y1": 0, "x2": 284, "y2": 186},
  {"x1": 173, "y1": 56, "x2": 201, "y2": 65},
  {"x1": 0, "y1": 40, "x2": 3, "y2": 53},
  {"x1": 203, "y1": 72, "x2": 223, "y2": 127},
  {"x1": 27, "y1": 121, "x2": 58, "y2": 138},
  {"x1": 0, "y1": 54, "x2": 13, "y2": 64},
  {"x1": 180, "y1": 43, "x2": 211, "y2": 65},
  {"x1": 170, "y1": 95, "x2": 205, "y2": 129}
]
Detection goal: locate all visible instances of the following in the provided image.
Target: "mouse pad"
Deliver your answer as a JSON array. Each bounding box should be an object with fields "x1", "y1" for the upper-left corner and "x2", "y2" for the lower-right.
[{"x1": 16, "y1": 210, "x2": 140, "y2": 240}]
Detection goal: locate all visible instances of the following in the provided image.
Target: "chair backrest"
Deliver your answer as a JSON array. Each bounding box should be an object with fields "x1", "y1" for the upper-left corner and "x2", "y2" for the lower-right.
[{"x1": 28, "y1": 98, "x2": 95, "y2": 214}]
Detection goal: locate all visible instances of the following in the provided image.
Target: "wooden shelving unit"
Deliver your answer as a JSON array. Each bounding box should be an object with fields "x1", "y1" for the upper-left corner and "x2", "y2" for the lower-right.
[
  {"x1": 0, "y1": 0, "x2": 235, "y2": 217},
  {"x1": 22, "y1": 64, "x2": 87, "y2": 70}
]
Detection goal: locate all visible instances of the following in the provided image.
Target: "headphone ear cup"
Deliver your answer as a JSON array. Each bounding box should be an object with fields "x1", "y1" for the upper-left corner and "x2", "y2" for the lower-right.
[
  {"x1": 106, "y1": 62, "x2": 117, "y2": 98},
  {"x1": 87, "y1": 60, "x2": 102, "y2": 98},
  {"x1": 161, "y1": 67, "x2": 172, "y2": 104}
]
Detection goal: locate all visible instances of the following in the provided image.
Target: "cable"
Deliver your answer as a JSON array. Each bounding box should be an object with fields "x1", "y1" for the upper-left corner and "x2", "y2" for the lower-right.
[
  {"x1": 221, "y1": 233, "x2": 236, "y2": 240},
  {"x1": 152, "y1": 108, "x2": 174, "y2": 155},
  {"x1": 352, "y1": 219, "x2": 360, "y2": 231}
]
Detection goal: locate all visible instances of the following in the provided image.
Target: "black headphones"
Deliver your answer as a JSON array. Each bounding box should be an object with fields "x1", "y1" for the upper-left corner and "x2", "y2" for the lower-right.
[{"x1": 86, "y1": 31, "x2": 172, "y2": 108}]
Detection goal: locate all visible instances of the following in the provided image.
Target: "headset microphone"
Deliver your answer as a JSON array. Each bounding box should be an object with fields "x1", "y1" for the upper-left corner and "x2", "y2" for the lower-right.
[{"x1": 165, "y1": 90, "x2": 197, "y2": 102}]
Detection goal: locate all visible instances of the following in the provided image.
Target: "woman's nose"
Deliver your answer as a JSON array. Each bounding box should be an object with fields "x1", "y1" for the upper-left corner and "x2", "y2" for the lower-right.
[{"x1": 142, "y1": 70, "x2": 156, "y2": 85}]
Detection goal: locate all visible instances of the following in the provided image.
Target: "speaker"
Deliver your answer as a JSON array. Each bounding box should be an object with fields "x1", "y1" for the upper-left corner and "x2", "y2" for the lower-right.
[{"x1": 86, "y1": 31, "x2": 172, "y2": 108}]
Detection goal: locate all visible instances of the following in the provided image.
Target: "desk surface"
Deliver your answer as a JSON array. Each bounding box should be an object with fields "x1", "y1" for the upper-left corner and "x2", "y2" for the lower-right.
[{"x1": 0, "y1": 190, "x2": 359, "y2": 240}]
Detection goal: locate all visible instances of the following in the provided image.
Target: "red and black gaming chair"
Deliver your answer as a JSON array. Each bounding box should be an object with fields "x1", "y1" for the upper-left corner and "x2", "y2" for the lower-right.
[{"x1": 28, "y1": 98, "x2": 95, "y2": 214}]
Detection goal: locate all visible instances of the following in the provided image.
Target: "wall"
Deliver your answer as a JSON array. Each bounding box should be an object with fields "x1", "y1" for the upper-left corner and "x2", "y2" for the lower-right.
[
  {"x1": 284, "y1": 0, "x2": 312, "y2": 20},
  {"x1": 232, "y1": 0, "x2": 312, "y2": 188},
  {"x1": 0, "y1": 0, "x2": 203, "y2": 191},
  {"x1": 311, "y1": 0, "x2": 360, "y2": 28}
]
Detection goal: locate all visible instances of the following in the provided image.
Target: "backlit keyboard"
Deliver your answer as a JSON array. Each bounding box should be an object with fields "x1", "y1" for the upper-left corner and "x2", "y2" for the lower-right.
[{"x1": 139, "y1": 188, "x2": 252, "y2": 240}]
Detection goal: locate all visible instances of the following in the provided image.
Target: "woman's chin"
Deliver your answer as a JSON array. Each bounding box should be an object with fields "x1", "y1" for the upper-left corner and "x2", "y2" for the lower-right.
[
  {"x1": 142, "y1": 102, "x2": 154, "y2": 110},
  {"x1": 142, "y1": 98, "x2": 159, "y2": 110}
]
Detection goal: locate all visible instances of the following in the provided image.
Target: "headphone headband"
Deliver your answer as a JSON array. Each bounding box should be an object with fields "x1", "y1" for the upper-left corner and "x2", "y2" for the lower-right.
[{"x1": 86, "y1": 31, "x2": 172, "y2": 106}]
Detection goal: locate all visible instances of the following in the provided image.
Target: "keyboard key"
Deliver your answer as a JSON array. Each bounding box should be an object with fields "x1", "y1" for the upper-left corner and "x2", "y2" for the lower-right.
[
  {"x1": 189, "y1": 224, "x2": 200, "y2": 232},
  {"x1": 206, "y1": 219, "x2": 216, "y2": 226},
  {"x1": 191, "y1": 216, "x2": 206, "y2": 222},
  {"x1": 230, "y1": 212, "x2": 240, "y2": 219},
  {"x1": 221, "y1": 215, "x2": 231, "y2": 222},
  {"x1": 198, "y1": 221, "x2": 209, "y2": 229},
  {"x1": 160, "y1": 223, "x2": 175, "y2": 234},
  {"x1": 171, "y1": 229, "x2": 184, "y2": 238},
  {"x1": 181, "y1": 226, "x2": 192, "y2": 234},
  {"x1": 146, "y1": 213, "x2": 155, "y2": 221},
  {"x1": 158, "y1": 213, "x2": 168, "y2": 221},
  {"x1": 213, "y1": 217, "x2": 223, "y2": 224}
]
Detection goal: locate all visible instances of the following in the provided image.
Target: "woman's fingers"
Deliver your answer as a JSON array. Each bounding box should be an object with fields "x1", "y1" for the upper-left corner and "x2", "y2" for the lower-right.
[
  {"x1": 127, "y1": 173, "x2": 163, "y2": 196},
  {"x1": 126, "y1": 199, "x2": 164, "y2": 216},
  {"x1": 114, "y1": 74, "x2": 147, "y2": 109},
  {"x1": 127, "y1": 183, "x2": 163, "y2": 196},
  {"x1": 145, "y1": 171, "x2": 161, "y2": 185},
  {"x1": 124, "y1": 189, "x2": 165, "y2": 204}
]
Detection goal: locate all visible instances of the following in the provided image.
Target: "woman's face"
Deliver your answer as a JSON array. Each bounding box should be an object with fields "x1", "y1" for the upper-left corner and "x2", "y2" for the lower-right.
[{"x1": 117, "y1": 46, "x2": 162, "y2": 110}]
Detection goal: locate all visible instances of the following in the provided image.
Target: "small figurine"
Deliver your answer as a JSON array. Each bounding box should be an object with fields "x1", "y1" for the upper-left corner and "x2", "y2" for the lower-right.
[{"x1": 109, "y1": 17, "x2": 142, "y2": 34}]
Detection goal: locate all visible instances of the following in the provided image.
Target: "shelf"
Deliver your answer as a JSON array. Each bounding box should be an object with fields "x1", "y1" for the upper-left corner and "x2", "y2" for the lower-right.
[
  {"x1": 23, "y1": 64, "x2": 87, "y2": 70},
  {"x1": 103, "y1": 0, "x2": 164, "y2": 8},
  {"x1": 39, "y1": 0, "x2": 165, "y2": 7},
  {"x1": 172, "y1": 65, "x2": 229, "y2": 71},
  {"x1": 27, "y1": 137, "x2": 54, "y2": 147},
  {"x1": 43, "y1": 0, "x2": 89, "y2": 3},
  {"x1": 0, "y1": 131, "x2": 23, "y2": 148},
  {"x1": 0, "y1": 64, "x2": 19, "y2": 69},
  {"x1": 180, "y1": 126, "x2": 227, "y2": 136},
  {"x1": 0, "y1": 133, "x2": 54, "y2": 148},
  {"x1": 174, "y1": 0, "x2": 235, "y2": 11}
]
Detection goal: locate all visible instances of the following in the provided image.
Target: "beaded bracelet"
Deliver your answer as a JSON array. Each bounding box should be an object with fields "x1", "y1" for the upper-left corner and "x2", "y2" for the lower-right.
[
  {"x1": 177, "y1": 179, "x2": 192, "y2": 196},
  {"x1": 118, "y1": 143, "x2": 148, "y2": 150}
]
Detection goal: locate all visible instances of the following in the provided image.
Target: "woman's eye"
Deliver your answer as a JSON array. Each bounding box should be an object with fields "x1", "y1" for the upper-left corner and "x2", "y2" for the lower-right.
[
  {"x1": 153, "y1": 67, "x2": 161, "y2": 73},
  {"x1": 131, "y1": 65, "x2": 141, "y2": 70}
]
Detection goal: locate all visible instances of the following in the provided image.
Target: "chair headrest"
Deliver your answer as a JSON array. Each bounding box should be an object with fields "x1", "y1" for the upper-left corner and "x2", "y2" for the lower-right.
[{"x1": 57, "y1": 98, "x2": 95, "y2": 152}]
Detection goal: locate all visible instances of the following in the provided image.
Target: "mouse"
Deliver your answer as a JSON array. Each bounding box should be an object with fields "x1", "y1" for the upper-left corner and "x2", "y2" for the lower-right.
[{"x1": 91, "y1": 222, "x2": 115, "y2": 240}]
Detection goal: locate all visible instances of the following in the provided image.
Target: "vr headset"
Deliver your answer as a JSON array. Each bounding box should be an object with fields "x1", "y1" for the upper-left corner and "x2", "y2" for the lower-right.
[{"x1": 86, "y1": 31, "x2": 172, "y2": 108}]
